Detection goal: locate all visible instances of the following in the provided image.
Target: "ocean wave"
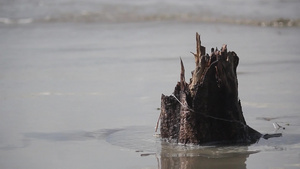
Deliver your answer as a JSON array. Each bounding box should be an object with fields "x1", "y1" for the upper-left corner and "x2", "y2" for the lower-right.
[
  {"x1": 1, "y1": 13, "x2": 299, "y2": 28},
  {"x1": 0, "y1": 1, "x2": 299, "y2": 27}
]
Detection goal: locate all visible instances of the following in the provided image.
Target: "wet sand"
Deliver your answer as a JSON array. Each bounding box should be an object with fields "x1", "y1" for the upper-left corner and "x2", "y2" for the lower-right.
[{"x1": 0, "y1": 21, "x2": 300, "y2": 169}]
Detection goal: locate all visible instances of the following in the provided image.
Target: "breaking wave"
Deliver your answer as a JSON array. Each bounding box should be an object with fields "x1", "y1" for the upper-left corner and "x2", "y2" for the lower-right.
[
  {"x1": 1, "y1": 14, "x2": 299, "y2": 28},
  {"x1": 0, "y1": 0, "x2": 299, "y2": 27}
]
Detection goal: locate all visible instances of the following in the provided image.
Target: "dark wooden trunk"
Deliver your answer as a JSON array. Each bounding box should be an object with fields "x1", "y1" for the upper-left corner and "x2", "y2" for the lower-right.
[{"x1": 159, "y1": 33, "x2": 262, "y2": 145}]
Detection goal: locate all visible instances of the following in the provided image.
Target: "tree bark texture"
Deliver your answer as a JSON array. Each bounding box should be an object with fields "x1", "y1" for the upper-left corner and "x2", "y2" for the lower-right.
[{"x1": 159, "y1": 33, "x2": 262, "y2": 145}]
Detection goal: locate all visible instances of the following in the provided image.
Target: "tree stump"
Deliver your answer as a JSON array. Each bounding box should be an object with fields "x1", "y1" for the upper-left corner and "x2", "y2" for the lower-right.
[{"x1": 159, "y1": 33, "x2": 263, "y2": 145}]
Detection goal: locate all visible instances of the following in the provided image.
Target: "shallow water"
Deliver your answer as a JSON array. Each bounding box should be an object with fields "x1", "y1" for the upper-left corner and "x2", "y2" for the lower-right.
[
  {"x1": 20, "y1": 125, "x2": 300, "y2": 169},
  {"x1": 1, "y1": 21, "x2": 299, "y2": 169},
  {"x1": 1, "y1": 1, "x2": 300, "y2": 168}
]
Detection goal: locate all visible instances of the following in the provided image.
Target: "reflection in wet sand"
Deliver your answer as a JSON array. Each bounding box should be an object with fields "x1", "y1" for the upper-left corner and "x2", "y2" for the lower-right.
[
  {"x1": 21, "y1": 126, "x2": 300, "y2": 169},
  {"x1": 159, "y1": 142, "x2": 257, "y2": 169},
  {"x1": 161, "y1": 155, "x2": 248, "y2": 169}
]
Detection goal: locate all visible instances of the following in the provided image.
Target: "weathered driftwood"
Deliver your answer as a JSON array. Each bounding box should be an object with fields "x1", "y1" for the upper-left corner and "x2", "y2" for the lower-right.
[{"x1": 159, "y1": 33, "x2": 263, "y2": 145}]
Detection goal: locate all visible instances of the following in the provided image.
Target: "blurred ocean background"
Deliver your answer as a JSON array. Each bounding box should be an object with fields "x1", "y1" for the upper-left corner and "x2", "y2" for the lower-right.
[
  {"x1": 0, "y1": 0, "x2": 300, "y2": 169},
  {"x1": 0, "y1": 0, "x2": 300, "y2": 26}
]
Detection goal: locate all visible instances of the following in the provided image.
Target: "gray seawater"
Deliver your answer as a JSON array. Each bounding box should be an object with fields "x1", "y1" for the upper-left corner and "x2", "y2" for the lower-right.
[
  {"x1": 0, "y1": 0, "x2": 300, "y2": 26},
  {"x1": 1, "y1": 1, "x2": 300, "y2": 169}
]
